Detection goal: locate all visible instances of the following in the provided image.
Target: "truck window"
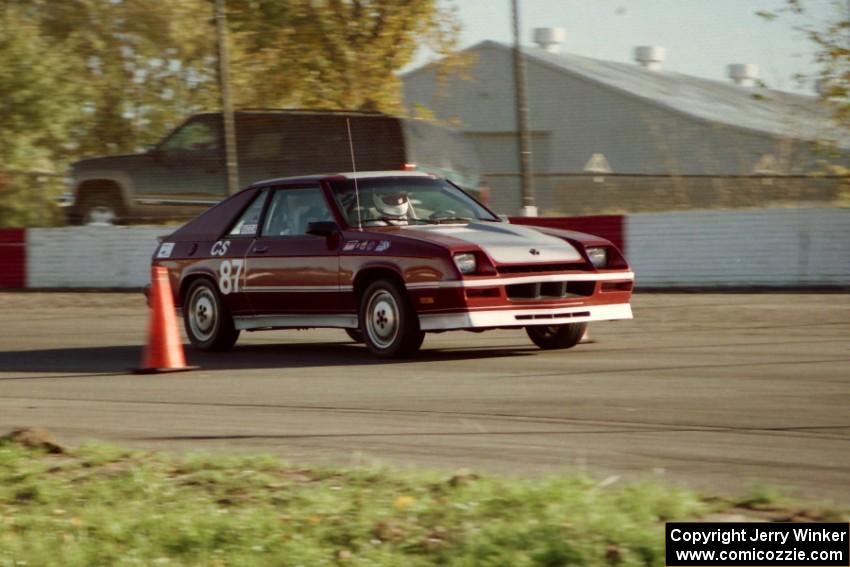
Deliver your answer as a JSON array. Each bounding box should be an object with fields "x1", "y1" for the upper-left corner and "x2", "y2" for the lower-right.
[{"x1": 161, "y1": 120, "x2": 220, "y2": 153}]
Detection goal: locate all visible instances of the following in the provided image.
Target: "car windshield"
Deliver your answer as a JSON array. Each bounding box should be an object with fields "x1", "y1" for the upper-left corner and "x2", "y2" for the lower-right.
[{"x1": 329, "y1": 177, "x2": 498, "y2": 226}]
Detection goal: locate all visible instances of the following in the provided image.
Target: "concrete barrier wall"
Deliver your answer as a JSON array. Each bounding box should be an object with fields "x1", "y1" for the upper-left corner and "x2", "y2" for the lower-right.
[
  {"x1": 0, "y1": 208, "x2": 847, "y2": 289},
  {"x1": 26, "y1": 227, "x2": 163, "y2": 288},
  {"x1": 625, "y1": 208, "x2": 850, "y2": 288}
]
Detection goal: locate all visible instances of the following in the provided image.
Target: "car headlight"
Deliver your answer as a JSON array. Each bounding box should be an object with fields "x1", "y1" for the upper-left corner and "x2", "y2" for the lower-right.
[
  {"x1": 453, "y1": 252, "x2": 477, "y2": 274},
  {"x1": 586, "y1": 247, "x2": 607, "y2": 268}
]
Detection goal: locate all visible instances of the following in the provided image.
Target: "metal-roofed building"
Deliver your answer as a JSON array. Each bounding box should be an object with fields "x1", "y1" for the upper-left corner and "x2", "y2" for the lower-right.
[{"x1": 402, "y1": 38, "x2": 849, "y2": 214}]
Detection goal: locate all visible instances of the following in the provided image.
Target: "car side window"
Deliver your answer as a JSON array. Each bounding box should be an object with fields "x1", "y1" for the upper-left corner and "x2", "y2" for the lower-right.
[
  {"x1": 161, "y1": 120, "x2": 220, "y2": 153},
  {"x1": 262, "y1": 187, "x2": 333, "y2": 237},
  {"x1": 227, "y1": 191, "x2": 268, "y2": 236}
]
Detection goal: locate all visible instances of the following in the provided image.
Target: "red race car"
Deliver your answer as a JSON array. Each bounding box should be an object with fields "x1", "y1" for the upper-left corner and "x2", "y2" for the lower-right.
[{"x1": 152, "y1": 171, "x2": 634, "y2": 357}]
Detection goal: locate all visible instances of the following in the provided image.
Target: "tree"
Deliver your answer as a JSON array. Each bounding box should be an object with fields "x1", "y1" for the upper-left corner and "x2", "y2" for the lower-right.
[
  {"x1": 227, "y1": 0, "x2": 464, "y2": 112},
  {"x1": 759, "y1": 0, "x2": 850, "y2": 130},
  {"x1": 4, "y1": 0, "x2": 220, "y2": 156},
  {"x1": 0, "y1": 5, "x2": 77, "y2": 226},
  {"x1": 0, "y1": 0, "x2": 465, "y2": 225},
  {"x1": 3, "y1": 0, "x2": 463, "y2": 154}
]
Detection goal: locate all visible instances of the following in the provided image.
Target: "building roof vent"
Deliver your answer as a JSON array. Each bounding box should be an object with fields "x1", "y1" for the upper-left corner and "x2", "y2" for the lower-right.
[
  {"x1": 634, "y1": 46, "x2": 666, "y2": 70},
  {"x1": 533, "y1": 27, "x2": 566, "y2": 54},
  {"x1": 728, "y1": 63, "x2": 759, "y2": 87}
]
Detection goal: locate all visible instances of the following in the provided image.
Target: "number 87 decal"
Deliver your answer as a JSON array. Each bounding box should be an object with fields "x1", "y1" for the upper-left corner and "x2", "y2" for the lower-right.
[{"x1": 218, "y1": 259, "x2": 244, "y2": 295}]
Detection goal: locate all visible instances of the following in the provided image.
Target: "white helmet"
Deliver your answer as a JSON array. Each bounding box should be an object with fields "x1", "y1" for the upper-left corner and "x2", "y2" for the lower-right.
[{"x1": 372, "y1": 191, "x2": 409, "y2": 217}]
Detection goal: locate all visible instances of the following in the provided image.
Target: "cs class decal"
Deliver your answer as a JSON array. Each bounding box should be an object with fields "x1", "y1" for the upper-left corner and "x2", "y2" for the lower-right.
[{"x1": 211, "y1": 240, "x2": 231, "y2": 256}]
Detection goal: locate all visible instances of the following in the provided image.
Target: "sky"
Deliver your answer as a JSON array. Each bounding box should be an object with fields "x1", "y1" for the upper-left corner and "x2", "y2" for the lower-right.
[{"x1": 414, "y1": 0, "x2": 843, "y2": 95}]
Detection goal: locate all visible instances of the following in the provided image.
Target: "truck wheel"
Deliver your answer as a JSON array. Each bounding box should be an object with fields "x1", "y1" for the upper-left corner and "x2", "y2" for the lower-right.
[
  {"x1": 526, "y1": 323, "x2": 587, "y2": 350},
  {"x1": 360, "y1": 279, "x2": 424, "y2": 358},
  {"x1": 183, "y1": 279, "x2": 240, "y2": 351},
  {"x1": 79, "y1": 192, "x2": 124, "y2": 226}
]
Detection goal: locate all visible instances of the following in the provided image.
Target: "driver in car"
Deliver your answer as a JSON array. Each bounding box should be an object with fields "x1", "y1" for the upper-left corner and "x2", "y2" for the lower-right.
[{"x1": 372, "y1": 190, "x2": 415, "y2": 225}]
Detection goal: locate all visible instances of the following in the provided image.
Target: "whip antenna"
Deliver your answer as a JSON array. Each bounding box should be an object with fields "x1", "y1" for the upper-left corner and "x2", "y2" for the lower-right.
[{"x1": 346, "y1": 118, "x2": 363, "y2": 230}]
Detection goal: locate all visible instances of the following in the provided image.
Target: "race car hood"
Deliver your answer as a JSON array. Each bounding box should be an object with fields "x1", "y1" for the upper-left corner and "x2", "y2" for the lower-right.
[{"x1": 400, "y1": 221, "x2": 583, "y2": 264}]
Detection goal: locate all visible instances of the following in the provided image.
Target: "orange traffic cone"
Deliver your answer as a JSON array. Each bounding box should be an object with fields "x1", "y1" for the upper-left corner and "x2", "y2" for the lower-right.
[{"x1": 133, "y1": 266, "x2": 197, "y2": 374}]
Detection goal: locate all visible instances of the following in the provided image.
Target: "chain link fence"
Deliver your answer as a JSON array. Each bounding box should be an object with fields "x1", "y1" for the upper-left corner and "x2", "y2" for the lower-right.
[{"x1": 482, "y1": 173, "x2": 850, "y2": 216}]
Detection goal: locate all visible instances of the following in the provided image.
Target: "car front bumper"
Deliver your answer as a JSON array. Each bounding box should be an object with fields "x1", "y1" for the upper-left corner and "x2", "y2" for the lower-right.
[{"x1": 417, "y1": 302, "x2": 632, "y2": 331}]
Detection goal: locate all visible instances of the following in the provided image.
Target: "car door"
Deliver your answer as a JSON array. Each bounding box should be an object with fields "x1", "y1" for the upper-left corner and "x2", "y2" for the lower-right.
[
  {"x1": 210, "y1": 189, "x2": 270, "y2": 316},
  {"x1": 244, "y1": 186, "x2": 346, "y2": 323}
]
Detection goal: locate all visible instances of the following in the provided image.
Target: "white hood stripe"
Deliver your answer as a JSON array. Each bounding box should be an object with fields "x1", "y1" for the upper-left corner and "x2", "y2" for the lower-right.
[{"x1": 405, "y1": 222, "x2": 583, "y2": 264}]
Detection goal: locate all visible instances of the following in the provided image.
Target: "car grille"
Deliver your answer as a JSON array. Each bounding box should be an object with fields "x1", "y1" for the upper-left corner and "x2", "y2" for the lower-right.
[
  {"x1": 515, "y1": 311, "x2": 590, "y2": 321},
  {"x1": 497, "y1": 263, "x2": 584, "y2": 274},
  {"x1": 506, "y1": 281, "x2": 596, "y2": 301}
]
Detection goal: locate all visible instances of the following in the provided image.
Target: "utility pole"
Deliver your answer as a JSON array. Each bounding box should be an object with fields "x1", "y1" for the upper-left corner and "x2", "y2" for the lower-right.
[
  {"x1": 511, "y1": 0, "x2": 537, "y2": 216},
  {"x1": 215, "y1": 0, "x2": 239, "y2": 195}
]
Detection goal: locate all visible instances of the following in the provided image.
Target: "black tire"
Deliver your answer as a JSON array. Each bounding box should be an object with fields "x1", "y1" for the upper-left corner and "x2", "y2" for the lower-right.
[
  {"x1": 77, "y1": 191, "x2": 125, "y2": 226},
  {"x1": 182, "y1": 278, "x2": 240, "y2": 351},
  {"x1": 359, "y1": 279, "x2": 424, "y2": 358},
  {"x1": 344, "y1": 328, "x2": 364, "y2": 343},
  {"x1": 525, "y1": 323, "x2": 588, "y2": 350}
]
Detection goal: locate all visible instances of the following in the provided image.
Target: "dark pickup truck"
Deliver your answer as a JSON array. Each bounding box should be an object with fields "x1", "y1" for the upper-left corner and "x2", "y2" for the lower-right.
[{"x1": 69, "y1": 109, "x2": 482, "y2": 225}]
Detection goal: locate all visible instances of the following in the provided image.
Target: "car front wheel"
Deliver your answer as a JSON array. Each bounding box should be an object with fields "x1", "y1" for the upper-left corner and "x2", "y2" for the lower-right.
[
  {"x1": 344, "y1": 328, "x2": 364, "y2": 343},
  {"x1": 79, "y1": 192, "x2": 124, "y2": 226},
  {"x1": 183, "y1": 279, "x2": 240, "y2": 351},
  {"x1": 360, "y1": 279, "x2": 424, "y2": 358},
  {"x1": 525, "y1": 323, "x2": 587, "y2": 350}
]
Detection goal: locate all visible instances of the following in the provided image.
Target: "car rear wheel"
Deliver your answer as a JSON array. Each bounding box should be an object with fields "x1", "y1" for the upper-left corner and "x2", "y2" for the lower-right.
[
  {"x1": 525, "y1": 323, "x2": 587, "y2": 350},
  {"x1": 183, "y1": 279, "x2": 239, "y2": 351},
  {"x1": 360, "y1": 279, "x2": 424, "y2": 358}
]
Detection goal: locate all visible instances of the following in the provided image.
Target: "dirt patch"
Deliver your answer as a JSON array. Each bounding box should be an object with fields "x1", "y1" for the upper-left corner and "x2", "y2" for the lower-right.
[{"x1": 1, "y1": 427, "x2": 66, "y2": 454}]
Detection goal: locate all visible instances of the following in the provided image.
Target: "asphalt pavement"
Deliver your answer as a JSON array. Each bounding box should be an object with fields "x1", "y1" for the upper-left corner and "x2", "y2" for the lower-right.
[{"x1": 0, "y1": 292, "x2": 848, "y2": 505}]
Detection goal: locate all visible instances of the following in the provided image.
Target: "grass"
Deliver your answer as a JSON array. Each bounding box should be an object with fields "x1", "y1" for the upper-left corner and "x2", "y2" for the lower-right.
[{"x1": 0, "y1": 441, "x2": 844, "y2": 567}]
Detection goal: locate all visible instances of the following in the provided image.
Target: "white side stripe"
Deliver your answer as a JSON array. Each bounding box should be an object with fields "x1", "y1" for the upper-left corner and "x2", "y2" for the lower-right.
[
  {"x1": 406, "y1": 271, "x2": 634, "y2": 289},
  {"x1": 234, "y1": 314, "x2": 358, "y2": 330},
  {"x1": 244, "y1": 285, "x2": 353, "y2": 293},
  {"x1": 232, "y1": 305, "x2": 632, "y2": 331}
]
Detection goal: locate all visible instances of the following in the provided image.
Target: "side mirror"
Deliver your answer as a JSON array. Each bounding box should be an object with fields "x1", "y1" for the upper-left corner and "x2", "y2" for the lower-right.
[
  {"x1": 148, "y1": 146, "x2": 164, "y2": 161},
  {"x1": 307, "y1": 221, "x2": 339, "y2": 236}
]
